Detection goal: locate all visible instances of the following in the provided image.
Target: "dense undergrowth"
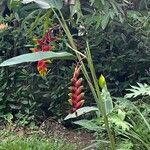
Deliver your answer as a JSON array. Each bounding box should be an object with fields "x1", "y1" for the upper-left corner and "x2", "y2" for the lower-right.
[{"x1": 0, "y1": 0, "x2": 149, "y2": 123}]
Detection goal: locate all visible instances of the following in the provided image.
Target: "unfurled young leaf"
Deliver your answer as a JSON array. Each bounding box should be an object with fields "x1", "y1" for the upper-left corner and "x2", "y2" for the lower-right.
[
  {"x1": 98, "y1": 74, "x2": 113, "y2": 114},
  {"x1": 101, "y1": 86, "x2": 113, "y2": 114},
  {"x1": 98, "y1": 74, "x2": 106, "y2": 89}
]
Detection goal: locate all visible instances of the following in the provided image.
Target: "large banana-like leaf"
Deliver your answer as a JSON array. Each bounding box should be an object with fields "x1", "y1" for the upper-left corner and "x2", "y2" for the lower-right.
[
  {"x1": 0, "y1": 51, "x2": 74, "y2": 67},
  {"x1": 22, "y1": 0, "x2": 63, "y2": 9}
]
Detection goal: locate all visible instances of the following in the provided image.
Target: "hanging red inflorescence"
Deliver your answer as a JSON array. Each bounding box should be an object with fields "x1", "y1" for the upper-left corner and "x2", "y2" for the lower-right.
[
  {"x1": 30, "y1": 28, "x2": 58, "y2": 77},
  {"x1": 68, "y1": 64, "x2": 85, "y2": 113}
]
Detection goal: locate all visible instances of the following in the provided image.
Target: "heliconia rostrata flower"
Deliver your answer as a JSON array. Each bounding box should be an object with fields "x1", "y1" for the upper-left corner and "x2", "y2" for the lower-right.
[
  {"x1": 68, "y1": 64, "x2": 85, "y2": 113},
  {"x1": 30, "y1": 28, "x2": 57, "y2": 77}
]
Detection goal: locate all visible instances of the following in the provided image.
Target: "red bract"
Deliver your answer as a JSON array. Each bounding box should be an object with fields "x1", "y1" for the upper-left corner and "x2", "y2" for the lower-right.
[
  {"x1": 37, "y1": 60, "x2": 47, "y2": 77},
  {"x1": 42, "y1": 45, "x2": 55, "y2": 52},
  {"x1": 30, "y1": 28, "x2": 58, "y2": 77},
  {"x1": 44, "y1": 28, "x2": 58, "y2": 42},
  {"x1": 68, "y1": 64, "x2": 85, "y2": 113},
  {"x1": 37, "y1": 39, "x2": 45, "y2": 46}
]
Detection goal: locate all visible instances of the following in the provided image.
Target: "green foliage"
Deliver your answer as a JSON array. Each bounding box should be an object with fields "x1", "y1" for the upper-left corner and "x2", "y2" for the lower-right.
[
  {"x1": 0, "y1": 0, "x2": 75, "y2": 125},
  {"x1": 70, "y1": 0, "x2": 83, "y2": 23},
  {"x1": 110, "y1": 109, "x2": 132, "y2": 131},
  {"x1": 125, "y1": 83, "x2": 150, "y2": 98},
  {"x1": 0, "y1": 7, "x2": 39, "y2": 125},
  {"x1": 83, "y1": 10, "x2": 150, "y2": 95},
  {"x1": 83, "y1": 0, "x2": 124, "y2": 29},
  {"x1": 74, "y1": 119, "x2": 100, "y2": 131},
  {"x1": 0, "y1": 2, "x2": 150, "y2": 150},
  {"x1": 73, "y1": 97, "x2": 150, "y2": 149},
  {"x1": 114, "y1": 97, "x2": 150, "y2": 150},
  {"x1": 117, "y1": 140, "x2": 133, "y2": 150}
]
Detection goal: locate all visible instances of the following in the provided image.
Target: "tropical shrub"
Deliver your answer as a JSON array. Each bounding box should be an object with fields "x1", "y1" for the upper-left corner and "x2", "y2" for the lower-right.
[{"x1": 0, "y1": 0, "x2": 74, "y2": 125}]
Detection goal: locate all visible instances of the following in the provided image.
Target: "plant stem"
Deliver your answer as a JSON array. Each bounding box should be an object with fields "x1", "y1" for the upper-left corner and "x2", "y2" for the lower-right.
[
  {"x1": 86, "y1": 41, "x2": 116, "y2": 150},
  {"x1": 52, "y1": 8, "x2": 116, "y2": 150}
]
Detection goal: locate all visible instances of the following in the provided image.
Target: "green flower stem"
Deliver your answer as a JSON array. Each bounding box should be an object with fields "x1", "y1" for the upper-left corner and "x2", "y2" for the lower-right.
[
  {"x1": 52, "y1": 9, "x2": 99, "y2": 103},
  {"x1": 86, "y1": 41, "x2": 116, "y2": 150}
]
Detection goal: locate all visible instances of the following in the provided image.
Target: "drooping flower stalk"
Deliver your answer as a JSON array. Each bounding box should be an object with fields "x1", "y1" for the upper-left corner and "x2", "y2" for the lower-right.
[
  {"x1": 30, "y1": 28, "x2": 57, "y2": 77},
  {"x1": 68, "y1": 64, "x2": 85, "y2": 113},
  {"x1": 51, "y1": 8, "x2": 116, "y2": 150}
]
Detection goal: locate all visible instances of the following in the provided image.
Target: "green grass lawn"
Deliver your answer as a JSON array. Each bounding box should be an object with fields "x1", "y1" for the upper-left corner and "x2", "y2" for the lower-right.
[{"x1": 0, "y1": 130, "x2": 76, "y2": 150}]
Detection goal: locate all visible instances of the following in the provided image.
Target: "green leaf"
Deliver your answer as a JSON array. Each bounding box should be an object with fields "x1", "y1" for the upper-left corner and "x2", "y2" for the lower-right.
[
  {"x1": 101, "y1": 13, "x2": 110, "y2": 30},
  {"x1": 127, "y1": 100, "x2": 150, "y2": 132},
  {"x1": 110, "y1": 0, "x2": 119, "y2": 16},
  {"x1": 117, "y1": 140, "x2": 133, "y2": 150},
  {"x1": 125, "y1": 83, "x2": 150, "y2": 98},
  {"x1": 9, "y1": 104, "x2": 22, "y2": 110},
  {"x1": 73, "y1": 119, "x2": 100, "y2": 131},
  {"x1": 89, "y1": 0, "x2": 95, "y2": 5},
  {"x1": 0, "y1": 51, "x2": 74, "y2": 67},
  {"x1": 70, "y1": 0, "x2": 83, "y2": 23},
  {"x1": 0, "y1": 105, "x2": 5, "y2": 110},
  {"x1": 22, "y1": 0, "x2": 63, "y2": 9},
  {"x1": 4, "y1": 113, "x2": 13, "y2": 123},
  {"x1": 10, "y1": 0, "x2": 21, "y2": 10},
  {"x1": 110, "y1": 115, "x2": 132, "y2": 131},
  {"x1": 64, "y1": 106, "x2": 99, "y2": 120}
]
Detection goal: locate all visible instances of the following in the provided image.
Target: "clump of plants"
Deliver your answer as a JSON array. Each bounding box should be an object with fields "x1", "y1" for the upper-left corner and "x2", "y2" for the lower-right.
[{"x1": 0, "y1": 0, "x2": 150, "y2": 150}]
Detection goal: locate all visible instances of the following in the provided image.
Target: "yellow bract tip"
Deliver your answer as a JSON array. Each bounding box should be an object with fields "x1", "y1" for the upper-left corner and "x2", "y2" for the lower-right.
[{"x1": 39, "y1": 70, "x2": 47, "y2": 77}]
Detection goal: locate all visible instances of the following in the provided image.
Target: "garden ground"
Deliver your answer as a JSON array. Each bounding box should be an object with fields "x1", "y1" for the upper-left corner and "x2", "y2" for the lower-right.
[{"x1": 0, "y1": 118, "x2": 95, "y2": 150}]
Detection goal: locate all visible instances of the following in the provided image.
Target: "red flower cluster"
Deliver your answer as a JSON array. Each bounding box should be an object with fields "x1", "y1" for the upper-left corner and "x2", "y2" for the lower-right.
[
  {"x1": 30, "y1": 28, "x2": 57, "y2": 77},
  {"x1": 68, "y1": 64, "x2": 85, "y2": 113}
]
